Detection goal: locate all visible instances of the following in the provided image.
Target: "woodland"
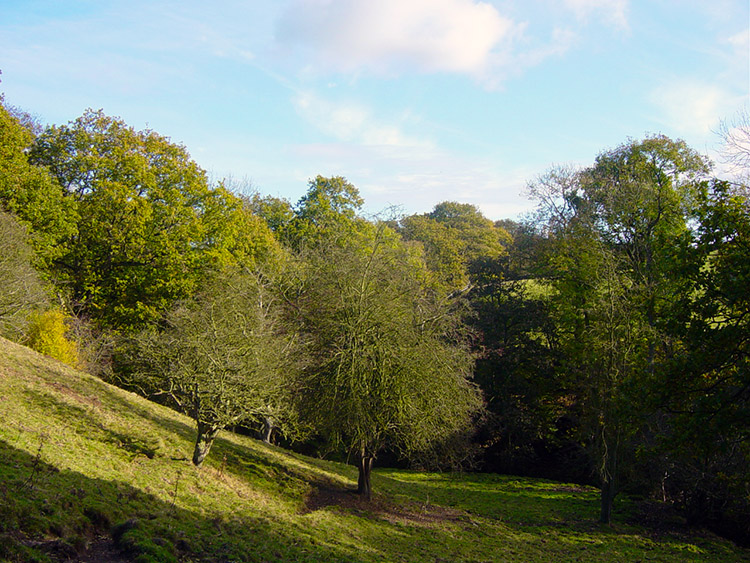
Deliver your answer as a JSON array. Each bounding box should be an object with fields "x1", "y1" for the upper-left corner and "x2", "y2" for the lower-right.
[{"x1": 1, "y1": 93, "x2": 748, "y2": 549}]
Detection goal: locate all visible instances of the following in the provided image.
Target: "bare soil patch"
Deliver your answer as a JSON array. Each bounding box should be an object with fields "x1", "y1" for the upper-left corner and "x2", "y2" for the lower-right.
[{"x1": 302, "y1": 484, "x2": 467, "y2": 527}]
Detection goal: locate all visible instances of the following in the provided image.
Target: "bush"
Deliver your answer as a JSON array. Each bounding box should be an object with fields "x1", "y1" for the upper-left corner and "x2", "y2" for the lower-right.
[{"x1": 24, "y1": 309, "x2": 79, "y2": 367}]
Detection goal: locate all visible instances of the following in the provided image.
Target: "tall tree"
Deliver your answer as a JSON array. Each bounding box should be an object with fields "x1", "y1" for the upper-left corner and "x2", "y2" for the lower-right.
[
  {"x1": 579, "y1": 135, "x2": 710, "y2": 334},
  {"x1": 399, "y1": 202, "x2": 510, "y2": 293},
  {"x1": 428, "y1": 201, "x2": 510, "y2": 264},
  {"x1": 398, "y1": 214, "x2": 469, "y2": 292},
  {"x1": 284, "y1": 175, "x2": 369, "y2": 250},
  {"x1": 296, "y1": 226, "x2": 483, "y2": 499},
  {"x1": 0, "y1": 97, "x2": 75, "y2": 268},
  {"x1": 28, "y1": 109, "x2": 277, "y2": 331},
  {"x1": 528, "y1": 136, "x2": 710, "y2": 522},
  {"x1": 662, "y1": 180, "x2": 750, "y2": 537}
]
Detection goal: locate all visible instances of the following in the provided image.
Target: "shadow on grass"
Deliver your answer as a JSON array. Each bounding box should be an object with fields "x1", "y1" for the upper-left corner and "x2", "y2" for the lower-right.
[
  {"x1": 20, "y1": 380, "x2": 348, "y2": 495},
  {"x1": 0, "y1": 439, "x2": 360, "y2": 563}
]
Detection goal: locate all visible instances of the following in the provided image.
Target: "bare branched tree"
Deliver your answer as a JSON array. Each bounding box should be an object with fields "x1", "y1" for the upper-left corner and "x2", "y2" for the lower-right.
[{"x1": 716, "y1": 108, "x2": 750, "y2": 194}]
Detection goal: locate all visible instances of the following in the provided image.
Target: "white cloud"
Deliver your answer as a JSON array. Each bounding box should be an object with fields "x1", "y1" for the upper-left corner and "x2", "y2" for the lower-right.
[
  {"x1": 727, "y1": 29, "x2": 750, "y2": 51},
  {"x1": 725, "y1": 28, "x2": 750, "y2": 84},
  {"x1": 649, "y1": 80, "x2": 739, "y2": 137},
  {"x1": 293, "y1": 91, "x2": 430, "y2": 147},
  {"x1": 276, "y1": 0, "x2": 518, "y2": 77},
  {"x1": 563, "y1": 0, "x2": 629, "y2": 29},
  {"x1": 516, "y1": 26, "x2": 578, "y2": 68}
]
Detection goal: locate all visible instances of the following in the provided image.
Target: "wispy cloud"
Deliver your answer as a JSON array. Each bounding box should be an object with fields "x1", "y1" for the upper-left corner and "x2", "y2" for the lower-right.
[
  {"x1": 276, "y1": 0, "x2": 520, "y2": 78},
  {"x1": 562, "y1": 0, "x2": 629, "y2": 29},
  {"x1": 648, "y1": 22, "x2": 748, "y2": 140},
  {"x1": 293, "y1": 91, "x2": 430, "y2": 147},
  {"x1": 649, "y1": 79, "x2": 739, "y2": 137}
]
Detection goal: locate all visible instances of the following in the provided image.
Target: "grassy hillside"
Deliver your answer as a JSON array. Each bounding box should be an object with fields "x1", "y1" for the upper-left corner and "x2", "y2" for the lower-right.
[{"x1": 0, "y1": 337, "x2": 747, "y2": 563}]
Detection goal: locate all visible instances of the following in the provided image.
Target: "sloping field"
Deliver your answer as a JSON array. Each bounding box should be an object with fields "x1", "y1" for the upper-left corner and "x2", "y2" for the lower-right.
[{"x1": 0, "y1": 336, "x2": 747, "y2": 562}]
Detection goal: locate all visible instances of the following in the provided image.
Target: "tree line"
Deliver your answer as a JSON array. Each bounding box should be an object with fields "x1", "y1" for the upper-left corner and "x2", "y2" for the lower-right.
[{"x1": 1, "y1": 97, "x2": 747, "y2": 540}]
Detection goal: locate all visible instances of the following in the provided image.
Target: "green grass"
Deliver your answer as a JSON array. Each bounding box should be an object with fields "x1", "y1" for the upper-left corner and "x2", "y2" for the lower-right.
[{"x1": 0, "y1": 336, "x2": 747, "y2": 562}]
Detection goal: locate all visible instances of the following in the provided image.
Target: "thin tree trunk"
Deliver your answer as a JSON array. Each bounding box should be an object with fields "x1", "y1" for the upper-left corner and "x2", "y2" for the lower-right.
[
  {"x1": 259, "y1": 416, "x2": 275, "y2": 444},
  {"x1": 357, "y1": 448, "x2": 375, "y2": 501},
  {"x1": 599, "y1": 452, "x2": 618, "y2": 524},
  {"x1": 192, "y1": 422, "x2": 220, "y2": 467},
  {"x1": 599, "y1": 477, "x2": 616, "y2": 524}
]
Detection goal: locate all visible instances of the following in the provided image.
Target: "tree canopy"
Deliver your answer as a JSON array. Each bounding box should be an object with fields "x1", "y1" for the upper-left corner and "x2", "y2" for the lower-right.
[
  {"x1": 128, "y1": 269, "x2": 302, "y2": 466},
  {"x1": 27, "y1": 109, "x2": 279, "y2": 331},
  {"x1": 0, "y1": 98, "x2": 75, "y2": 267},
  {"x1": 296, "y1": 225, "x2": 483, "y2": 498}
]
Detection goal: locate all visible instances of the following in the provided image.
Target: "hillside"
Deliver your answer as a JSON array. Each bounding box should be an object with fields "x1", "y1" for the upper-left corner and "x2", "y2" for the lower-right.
[{"x1": 0, "y1": 337, "x2": 747, "y2": 563}]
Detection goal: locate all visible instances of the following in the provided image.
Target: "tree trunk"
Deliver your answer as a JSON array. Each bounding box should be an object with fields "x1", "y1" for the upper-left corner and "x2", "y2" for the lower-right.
[
  {"x1": 599, "y1": 476, "x2": 616, "y2": 524},
  {"x1": 192, "y1": 422, "x2": 220, "y2": 467},
  {"x1": 599, "y1": 451, "x2": 618, "y2": 524},
  {"x1": 357, "y1": 449, "x2": 375, "y2": 501},
  {"x1": 258, "y1": 416, "x2": 275, "y2": 444}
]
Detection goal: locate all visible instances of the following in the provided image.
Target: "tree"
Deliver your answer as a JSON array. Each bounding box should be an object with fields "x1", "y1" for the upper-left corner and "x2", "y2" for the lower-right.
[
  {"x1": 716, "y1": 108, "x2": 750, "y2": 192},
  {"x1": 398, "y1": 214, "x2": 468, "y2": 292},
  {"x1": 0, "y1": 210, "x2": 48, "y2": 340},
  {"x1": 247, "y1": 193, "x2": 295, "y2": 235},
  {"x1": 296, "y1": 226, "x2": 483, "y2": 499},
  {"x1": 0, "y1": 97, "x2": 75, "y2": 268},
  {"x1": 527, "y1": 136, "x2": 710, "y2": 523},
  {"x1": 129, "y1": 269, "x2": 301, "y2": 466},
  {"x1": 284, "y1": 175, "x2": 369, "y2": 250},
  {"x1": 467, "y1": 227, "x2": 569, "y2": 481},
  {"x1": 579, "y1": 136, "x2": 709, "y2": 328},
  {"x1": 554, "y1": 236, "x2": 649, "y2": 523},
  {"x1": 399, "y1": 202, "x2": 510, "y2": 293},
  {"x1": 28, "y1": 109, "x2": 277, "y2": 331},
  {"x1": 661, "y1": 180, "x2": 750, "y2": 539},
  {"x1": 427, "y1": 201, "x2": 510, "y2": 264}
]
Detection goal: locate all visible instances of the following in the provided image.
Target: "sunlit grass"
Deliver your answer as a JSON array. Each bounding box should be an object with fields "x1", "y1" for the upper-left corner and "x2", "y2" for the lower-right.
[{"x1": 1, "y1": 336, "x2": 747, "y2": 562}]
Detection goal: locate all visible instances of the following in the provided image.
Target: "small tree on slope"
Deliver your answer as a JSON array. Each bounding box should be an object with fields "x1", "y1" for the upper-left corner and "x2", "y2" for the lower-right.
[{"x1": 129, "y1": 269, "x2": 301, "y2": 466}]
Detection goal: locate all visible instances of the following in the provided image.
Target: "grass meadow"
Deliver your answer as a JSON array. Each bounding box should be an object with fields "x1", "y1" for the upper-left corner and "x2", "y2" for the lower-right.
[{"x1": 0, "y1": 336, "x2": 747, "y2": 562}]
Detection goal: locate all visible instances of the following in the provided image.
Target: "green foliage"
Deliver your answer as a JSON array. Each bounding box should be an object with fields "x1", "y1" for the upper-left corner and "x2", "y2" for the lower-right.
[
  {"x1": 248, "y1": 193, "x2": 296, "y2": 234},
  {"x1": 284, "y1": 175, "x2": 371, "y2": 249},
  {"x1": 522, "y1": 136, "x2": 712, "y2": 522},
  {"x1": 127, "y1": 269, "x2": 302, "y2": 466},
  {"x1": 428, "y1": 201, "x2": 511, "y2": 262},
  {"x1": 296, "y1": 226, "x2": 483, "y2": 496},
  {"x1": 660, "y1": 180, "x2": 750, "y2": 538},
  {"x1": 399, "y1": 201, "x2": 510, "y2": 293},
  {"x1": 24, "y1": 309, "x2": 79, "y2": 367},
  {"x1": 27, "y1": 109, "x2": 278, "y2": 331},
  {"x1": 198, "y1": 186, "x2": 285, "y2": 271},
  {"x1": 398, "y1": 214, "x2": 468, "y2": 291},
  {"x1": 0, "y1": 98, "x2": 76, "y2": 267},
  {"x1": 0, "y1": 211, "x2": 49, "y2": 340}
]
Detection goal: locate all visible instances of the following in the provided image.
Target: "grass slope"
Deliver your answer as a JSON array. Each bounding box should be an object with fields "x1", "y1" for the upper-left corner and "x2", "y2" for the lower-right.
[{"x1": 0, "y1": 336, "x2": 747, "y2": 563}]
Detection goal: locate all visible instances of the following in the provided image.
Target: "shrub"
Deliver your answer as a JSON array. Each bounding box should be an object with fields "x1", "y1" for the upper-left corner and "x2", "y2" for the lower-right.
[{"x1": 25, "y1": 309, "x2": 79, "y2": 367}]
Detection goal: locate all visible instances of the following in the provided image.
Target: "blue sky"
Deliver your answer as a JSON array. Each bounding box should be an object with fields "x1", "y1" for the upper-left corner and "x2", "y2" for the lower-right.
[{"x1": 1, "y1": 0, "x2": 748, "y2": 219}]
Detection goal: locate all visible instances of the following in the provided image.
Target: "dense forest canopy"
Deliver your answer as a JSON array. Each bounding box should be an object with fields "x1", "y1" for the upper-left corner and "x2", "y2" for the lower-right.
[{"x1": 1, "y1": 97, "x2": 747, "y2": 541}]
